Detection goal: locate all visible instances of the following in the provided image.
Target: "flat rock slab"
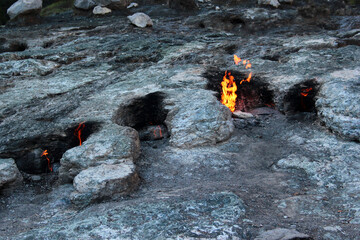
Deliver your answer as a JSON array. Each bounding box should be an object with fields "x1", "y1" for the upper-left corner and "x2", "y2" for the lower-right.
[
  {"x1": 165, "y1": 90, "x2": 234, "y2": 148},
  {"x1": 19, "y1": 192, "x2": 245, "y2": 238},
  {"x1": 59, "y1": 124, "x2": 140, "y2": 182},
  {"x1": 0, "y1": 158, "x2": 22, "y2": 189},
  {"x1": 71, "y1": 162, "x2": 139, "y2": 207},
  {"x1": 255, "y1": 228, "x2": 310, "y2": 240}
]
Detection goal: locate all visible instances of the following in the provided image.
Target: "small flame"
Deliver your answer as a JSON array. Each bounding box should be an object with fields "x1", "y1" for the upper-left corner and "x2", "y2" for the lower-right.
[
  {"x1": 41, "y1": 150, "x2": 53, "y2": 172},
  {"x1": 234, "y1": 55, "x2": 241, "y2": 65},
  {"x1": 74, "y1": 122, "x2": 85, "y2": 146},
  {"x1": 153, "y1": 125, "x2": 163, "y2": 138},
  {"x1": 300, "y1": 87, "x2": 313, "y2": 97},
  {"x1": 221, "y1": 71, "x2": 238, "y2": 112}
]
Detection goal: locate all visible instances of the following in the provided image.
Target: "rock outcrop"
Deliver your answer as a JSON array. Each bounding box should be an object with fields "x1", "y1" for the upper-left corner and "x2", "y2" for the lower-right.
[
  {"x1": 316, "y1": 68, "x2": 360, "y2": 141},
  {"x1": 0, "y1": 158, "x2": 22, "y2": 189},
  {"x1": 59, "y1": 124, "x2": 140, "y2": 183},
  {"x1": 70, "y1": 162, "x2": 139, "y2": 207},
  {"x1": 165, "y1": 90, "x2": 234, "y2": 148},
  {"x1": 7, "y1": 0, "x2": 42, "y2": 20}
]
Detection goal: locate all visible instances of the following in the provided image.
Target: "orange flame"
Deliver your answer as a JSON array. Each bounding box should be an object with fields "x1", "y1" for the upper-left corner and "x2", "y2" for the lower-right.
[
  {"x1": 300, "y1": 87, "x2": 313, "y2": 97},
  {"x1": 234, "y1": 55, "x2": 253, "y2": 85},
  {"x1": 234, "y1": 55, "x2": 241, "y2": 65},
  {"x1": 74, "y1": 122, "x2": 85, "y2": 146},
  {"x1": 221, "y1": 71, "x2": 237, "y2": 112},
  {"x1": 41, "y1": 150, "x2": 53, "y2": 172},
  {"x1": 153, "y1": 125, "x2": 163, "y2": 138}
]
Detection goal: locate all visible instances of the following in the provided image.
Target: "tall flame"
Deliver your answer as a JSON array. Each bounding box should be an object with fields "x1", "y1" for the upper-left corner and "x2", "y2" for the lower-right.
[
  {"x1": 221, "y1": 71, "x2": 237, "y2": 112},
  {"x1": 41, "y1": 150, "x2": 53, "y2": 172},
  {"x1": 74, "y1": 122, "x2": 85, "y2": 146}
]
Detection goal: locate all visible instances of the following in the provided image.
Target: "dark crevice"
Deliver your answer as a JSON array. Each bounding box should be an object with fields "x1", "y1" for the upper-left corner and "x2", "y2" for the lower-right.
[
  {"x1": 283, "y1": 79, "x2": 320, "y2": 113},
  {"x1": 113, "y1": 92, "x2": 170, "y2": 141},
  {"x1": 0, "y1": 122, "x2": 100, "y2": 174}
]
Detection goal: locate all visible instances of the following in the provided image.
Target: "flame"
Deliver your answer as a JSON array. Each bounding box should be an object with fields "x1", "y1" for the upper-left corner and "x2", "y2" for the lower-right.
[
  {"x1": 221, "y1": 71, "x2": 238, "y2": 112},
  {"x1": 74, "y1": 122, "x2": 85, "y2": 146},
  {"x1": 234, "y1": 55, "x2": 241, "y2": 65},
  {"x1": 300, "y1": 87, "x2": 313, "y2": 97},
  {"x1": 41, "y1": 150, "x2": 53, "y2": 172},
  {"x1": 153, "y1": 125, "x2": 163, "y2": 138}
]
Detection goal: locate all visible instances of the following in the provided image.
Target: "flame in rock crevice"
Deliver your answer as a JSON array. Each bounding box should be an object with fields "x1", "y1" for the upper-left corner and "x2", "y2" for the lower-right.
[
  {"x1": 153, "y1": 125, "x2": 163, "y2": 138},
  {"x1": 300, "y1": 87, "x2": 313, "y2": 97},
  {"x1": 74, "y1": 122, "x2": 85, "y2": 146},
  {"x1": 221, "y1": 71, "x2": 237, "y2": 112},
  {"x1": 220, "y1": 55, "x2": 253, "y2": 112},
  {"x1": 41, "y1": 150, "x2": 53, "y2": 172}
]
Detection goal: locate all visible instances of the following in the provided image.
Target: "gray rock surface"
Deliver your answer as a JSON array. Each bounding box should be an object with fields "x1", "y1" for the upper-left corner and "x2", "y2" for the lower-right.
[
  {"x1": 0, "y1": 158, "x2": 22, "y2": 189},
  {"x1": 127, "y1": 12, "x2": 153, "y2": 28},
  {"x1": 7, "y1": 0, "x2": 42, "y2": 20},
  {"x1": 316, "y1": 68, "x2": 360, "y2": 141},
  {"x1": 165, "y1": 90, "x2": 234, "y2": 148},
  {"x1": 92, "y1": 5, "x2": 112, "y2": 15},
  {"x1": 255, "y1": 228, "x2": 310, "y2": 240},
  {"x1": 258, "y1": 0, "x2": 280, "y2": 8},
  {"x1": 0, "y1": 59, "x2": 59, "y2": 77},
  {"x1": 71, "y1": 162, "x2": 139, "y2": 207},
  {"x1": 74, "y1": 0, "x2": 96, "y2": 10},
  {"x1": 59, "y1": 124, "x2": 140, "y2": 182},
  {"x1": 74, "y1": 0, "x2": 129, "y2": 10}
]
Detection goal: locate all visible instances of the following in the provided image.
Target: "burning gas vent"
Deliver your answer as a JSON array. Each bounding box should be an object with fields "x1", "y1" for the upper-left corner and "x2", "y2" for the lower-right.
[
  {"x1": 283, "y1": 79, "x2": 319, "y2": 113},
  {"x1": 114, "y1": 92, "x2": 169, "y2": 141},
  {"x1": 2, "y1": 122, "x2": 99, "y2": 174},
  {"x1": 204, "y1": 69, "x2": 274, "y2": 113}
]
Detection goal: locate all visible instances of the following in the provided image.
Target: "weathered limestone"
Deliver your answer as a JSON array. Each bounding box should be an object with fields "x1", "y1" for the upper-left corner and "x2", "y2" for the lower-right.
[
  {"x1": 70, "y1": 162, "x2": 139, "y2": 207},
  {"x1": 59, "y1": 124, "x2": 140, "y2": 183},
  {"x1": 7, "y1": 0, "x2": 42, "y2": 20},
  {"x1": 0, "y1": 158, "x2": 22, "y2": 189},
  {"x1": 165, "y1": 90, "x2": 234, "y2": 148}
]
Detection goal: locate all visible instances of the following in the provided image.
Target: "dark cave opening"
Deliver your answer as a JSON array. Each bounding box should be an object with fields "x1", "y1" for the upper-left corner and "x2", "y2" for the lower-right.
[
  {"x1": 1, "y1": 122, "x2": 99, "y2": 174},
  {"x1": 113, "y1": 91, "x2": 170, "y2": 141},
  {"x1": 283, "y1": 79, "x2": 319, "y2": 114}
]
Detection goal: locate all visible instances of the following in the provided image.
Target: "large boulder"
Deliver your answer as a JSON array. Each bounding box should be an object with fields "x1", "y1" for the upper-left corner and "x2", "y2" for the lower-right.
[
  {"x1": 74, "y1": 0, "x2": 129, "y2": 10},
  {"x1": 7, "y1": 0, "x2": 42, "y2": 20},
  {"x1": 59, "y1": 124, "x2": 140, "y2": 183},
  {"x1": 165, "y1": 90, "x2": 234, "y2": 148},
  {"x1": 0, "y1": 158, "x2": 23, "y2": 189},
  {"x1": 127, "y1": 12, "x2": 153, "y2": 28},
  {"x1": 258, "y1": 0, "x2": 280, "y2": 8},
  {"x1": 316, "y1": 68, "x2": 360, "y2": 141},
  {"x1": 70, "y1": 162, "x2": 139, "y2": 207},
  {"x1": 93, "y1": 5, "x2": 112, "y2": 15}
]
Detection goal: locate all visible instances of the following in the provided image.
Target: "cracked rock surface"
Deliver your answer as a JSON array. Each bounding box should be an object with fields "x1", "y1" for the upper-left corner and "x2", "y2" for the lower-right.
[{"x1": 0, "y1": 1, "x2": 360, "y2": 239}]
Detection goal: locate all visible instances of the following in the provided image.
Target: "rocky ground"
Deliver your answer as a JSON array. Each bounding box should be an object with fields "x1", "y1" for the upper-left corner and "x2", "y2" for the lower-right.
[{"x1": 0, "y1": 1, "x2": 360, "y2": 239}]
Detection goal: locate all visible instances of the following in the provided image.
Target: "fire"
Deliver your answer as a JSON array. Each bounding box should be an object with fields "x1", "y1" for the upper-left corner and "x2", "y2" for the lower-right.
[
  {"x1": 153, "y1": 125, "x2": 163, "y2": 138},
  {"x1": 234, "y1": 55, "x2": 241, "y2": 65},
  {"x1": 300, "y1": 87, "x2": 313, "y2": 97},
  {"x1": 74, "y1": 122, "x2": 85, "y2": 146},
  {"x1": 221, "y1": 71, "x2": 238, "y2": 112},
  {"x1": 220, "y1": 55, "x2": 253, "y2": 112},
  {"x1": 41, "y1": 150, "x2": 53, "y2": 172}
]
